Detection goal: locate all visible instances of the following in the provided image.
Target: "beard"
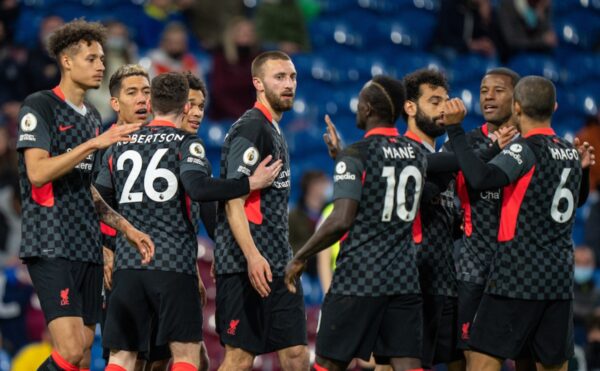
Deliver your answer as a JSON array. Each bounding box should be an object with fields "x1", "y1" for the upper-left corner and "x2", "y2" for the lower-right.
[
  {"x1": 415, "y1": 109, "x2": 445, "y2": 138},
  {"x1": 265, "y1": 87, "x2": 294, "y2": 112}
]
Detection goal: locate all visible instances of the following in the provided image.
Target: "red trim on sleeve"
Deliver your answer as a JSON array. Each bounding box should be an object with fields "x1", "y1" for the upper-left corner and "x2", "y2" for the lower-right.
[
  {"x1": 31, "y1": 182, "x2": 54, "y2": 207},
  {"x1": 412, "y1": 211, "x2": 423, "y2": 244},
  {"x1": 244, "y1": 191, "x2": 263, "y2": 225},
  {"x1": 185, "y1": 193, "x2": 192, "y2": 222},
  {"x1": 498, "y1": 166, "x2": 535, "y2": 242},
  {"x1": 364, "y1": 127, "x2": 399, "y2": 138},
  {"x1": 404, "y1": 130, "x2": 422, "y2": 143},
  {"x1": 456, "y1": 172, "x2": 472, "y2": 237},
  {"x1": 523, "y1": 127, "x2": 555, "y2": 138},
  {"x1": 100, "y1": 222, "x2": 117, "y2": 237},
  {"x1": 51, "y1": 86, "x2": 66, "y2": 101},
  {"x1": 254, "y1": 101, "x2": 273, "y2": 123}
]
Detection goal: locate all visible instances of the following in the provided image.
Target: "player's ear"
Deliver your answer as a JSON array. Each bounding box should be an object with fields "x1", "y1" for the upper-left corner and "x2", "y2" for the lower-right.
[
  {"x1": 110, "y1": 97, "x2": 120, "y2": 113},
  {"x1": 146, "y1": 99, "x2": 153, "y2": 114},
  {"x1": 252, "y1": 76, "x2": 264, "y2": 93},
  {"x1": 554, "y1": 102, "x2": 558, "y2": 112},
  {"x1": 513, "y1": 101, "x2": 522, "y2": 116},
  {"x1": 60, "y1": 52, "x2": 71, "y2": 71},
  {"x1": 182, "y1": 102, "x2": 191, "y2": 115},
  {"x1": 404, "y1": 100, "x2": 416, "y2": 118}
]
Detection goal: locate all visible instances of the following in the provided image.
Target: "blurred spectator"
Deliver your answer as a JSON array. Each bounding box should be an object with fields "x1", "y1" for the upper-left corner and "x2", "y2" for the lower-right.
[
  {"x1": 86, "y1": 20, "x2": 139, "y2": 123},
  {"x1": 289, "y1": 171, "x2": 331, "y2": 277},
  {"x1": 587, "y1": 312, "x2": 600, "y2": 370},
  {"x1": 134, "y1": 0, "x2": 186, "y2": 51},
  {"x1": 577, "y1": 115, "x2": 600, "y2": 192},
  {"x1": 498, "y1": 0, "x2": 557, "y2": 58},
  {"x1": 143, "y1": 21, "x2": 202, "y2": 79},
  {"x1": 573, "y1": 246, "x2": 600, "y2": 344},
  {"x1": 10, "y1": 328, "x2": 51, "y2": 371},
  {"x1": 178, "y1": 0, "x2": 245, "y2": 50},
  {"x1": 0, "y1": 20, "x2": 27, "y2": 106},
  {"x1": 585, "y1": 190, "x2": 600, "y2": 267},
  {"x1": 255, "y1": 0, "x2": 311, "y2": 54},
  {"x1": 208, "y1": 17, "x2": 259, "y2": 121},
  {"x1": 0, "y1": 125, "x2": 19, "y2": 266},
  {"x1": 24, "y1": 15, "x2": 63, "y2": 94},
  {"x1": 0, "y1": 333, "x2": 9, "y2": 371},
  {"x1": 432, "y1": 0, "x2": 503, "y2": 60},
  {"x1": 0, "y1": 0, "x2": 19, "y2": 43}
]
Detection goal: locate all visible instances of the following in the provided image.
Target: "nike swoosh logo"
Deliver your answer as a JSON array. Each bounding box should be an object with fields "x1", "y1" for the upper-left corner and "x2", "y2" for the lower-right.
[{"x1": 59, "y1": 125, "x2": 74, "y2": 132}]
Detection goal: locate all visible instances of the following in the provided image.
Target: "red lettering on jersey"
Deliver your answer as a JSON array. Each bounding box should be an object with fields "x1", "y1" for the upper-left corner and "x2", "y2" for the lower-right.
[
  {"x1": 60, "y1": 288, "x2": 70, "y2": 306},
  {"x1": 456, "y1": 172, "x2": 472, "y2": 237},
  {"x1": 227, "y1": 319, "x2": 240, "y2": 335},
  {"x1": 498, "y1": 166, "x2": 535, "y2": 242}
]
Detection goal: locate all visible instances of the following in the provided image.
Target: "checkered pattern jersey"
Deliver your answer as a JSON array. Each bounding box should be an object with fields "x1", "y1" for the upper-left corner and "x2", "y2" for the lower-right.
[
  {"x1": 214, "y1": 108, "x2": 292, "y2": 276},
  {"x1": 16, "y1": 90, "x2": 103, "y2": 263},
  {"x1": 330, "y1": 135, "x2": 427, "y2": 296},
  {"x1": 451, "y1": 126, "x2": 502, "y2": 285},
  {"x1": 96, "y1": 125, "x2": 209, "y2": 275},
  {"x1": 411, "y1": 141, "x2": 459, "y2": 297},
  {"x1": 486, "y1": 135, "x2": 581, "y2": 300}
]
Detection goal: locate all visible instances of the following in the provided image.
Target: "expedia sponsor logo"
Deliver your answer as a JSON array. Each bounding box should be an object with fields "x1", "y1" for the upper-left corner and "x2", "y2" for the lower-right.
[
  {"x1": 501, "y1": 148, "x2": 523, "y2": 165},
  {"x1": 334, "y1": 173, "x2": 356, "y2": 181}
]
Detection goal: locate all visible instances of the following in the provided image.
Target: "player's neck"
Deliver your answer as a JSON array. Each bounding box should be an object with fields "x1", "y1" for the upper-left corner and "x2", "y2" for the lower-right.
[
  {"x1": 256, "y1": 96, "x2": 282, "y2": 122},
  {"x1": 153, "y1": 113, "x2": 181, "y2": 127},
  {"x1": 407, "y1": 121, "x2": 435, "y2": 148},
  {"x1": 365, "y1": 121, "x2": 394, "y2": 134},
  {"x1": 58, "y1": 78, "x2": 88, "y2": 108},
  {"x1": 519, "y1": 117, "x2": 551, "y2": 136}
]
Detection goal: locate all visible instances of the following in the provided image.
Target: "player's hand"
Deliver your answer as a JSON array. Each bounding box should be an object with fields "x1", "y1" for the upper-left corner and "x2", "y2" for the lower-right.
[
  {"x1": 439, "y1": 98, "x2": 467, "y2": 126},
  {"x1": 197, "y1": 269, "x2": 207, "y2": 307},
  {"x1": 123, "y1": 224, "x2": 154, "y2": 264},
  {"x1": 247, "y1": 253, "x2": 272, "y2": 297},
  {"x1": 284, "y1": 259, "x2": 305, "y2": 294},
  {"x1": 323, "y1": 114, "x2": 343, "y2": 159},
  {"x1": 92, "y1": 123, "x2": 143, "y2": 149},
  {"x1": 574, "y1": 137, "x2": 596, "y2": 169},
  {"x1": 248, "y1": 155, "x2": 283, "y2": 191},
  {"x1": 492, "y1": 126, "x2": 519, "y2": 149},
  {"x1": 103, "y1": 246, "x2": 114, "y2": 290}
]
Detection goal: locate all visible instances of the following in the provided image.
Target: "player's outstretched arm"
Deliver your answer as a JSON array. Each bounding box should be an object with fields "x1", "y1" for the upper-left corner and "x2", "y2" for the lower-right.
[
  {"x1": 225, "y1": 197, "x2": 273, "y2": 298},
  {"x1": 90, "y1": 185, "x2": 154, "y2": 264},
  {"x1": 181, "y1": 155, "x2": 282, "y2": 202},
  {"x1": 285, "y1": 198, "x2": 358, "y2": 294},
  {"x1": 23, "y1": 123, "x2": 142, "y2": 187}
]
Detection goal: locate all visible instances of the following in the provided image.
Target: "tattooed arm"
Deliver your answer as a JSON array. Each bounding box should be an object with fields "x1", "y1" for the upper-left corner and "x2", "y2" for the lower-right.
[{"x1": 91, "y1": 185, "x2": 154, "y2": 264}]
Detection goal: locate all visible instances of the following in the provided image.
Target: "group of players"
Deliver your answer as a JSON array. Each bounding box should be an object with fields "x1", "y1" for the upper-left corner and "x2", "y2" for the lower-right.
[{"x1": 14, "y1": 18, "x2": 595, "y2": 371}]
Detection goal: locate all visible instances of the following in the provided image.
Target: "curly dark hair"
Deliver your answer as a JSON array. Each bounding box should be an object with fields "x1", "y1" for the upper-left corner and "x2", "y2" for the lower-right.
[
  {"x1": 183, "y1": 72, "x2": 207, "y2": 99},
  {"x1": 362, "y1": 75, "x2": 406, "y2": 124},
  {"x1": 402, "y1": 68, "x2": 449, "y2": 121},
  {"x1": 47, "y1": 19, "x2": 107, "y2": 59},
  {"x1": 151, "y1": 72, "x2": 189, "y2": 116}
]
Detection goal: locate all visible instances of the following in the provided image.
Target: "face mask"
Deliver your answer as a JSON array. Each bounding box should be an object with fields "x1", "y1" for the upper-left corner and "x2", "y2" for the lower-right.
[{"x1": 574, "y1": 267, "x2": 594, "y2": 284}]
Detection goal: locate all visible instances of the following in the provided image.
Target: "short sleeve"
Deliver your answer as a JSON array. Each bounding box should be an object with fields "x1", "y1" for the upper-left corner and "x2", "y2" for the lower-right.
[
  {"x1": 225, "y1": 120, "x2": 269, "y2": 179},
  {"x1": 95, "y1": 147, "x2": 114, "y2": 190},
  {"x1": 489, "y1": 141, "x2": 536, "y2": 183},
  {"x1": 180, "y1": 137, "x2": 211, "y2": 176},
  {"x1": 332, "y1": 149, "x2": 364, "y2": 202},
  {"x1": 16, "y1": 104, "x2": 52, "y2": 152}
]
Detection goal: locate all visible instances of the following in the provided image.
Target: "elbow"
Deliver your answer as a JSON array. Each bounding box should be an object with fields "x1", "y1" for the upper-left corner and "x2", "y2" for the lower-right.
[{"x1": 27, "y1": 170, "x2": 48, "y2": 188}]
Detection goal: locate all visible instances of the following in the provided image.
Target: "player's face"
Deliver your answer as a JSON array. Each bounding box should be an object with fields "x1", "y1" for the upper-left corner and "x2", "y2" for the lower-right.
[
  {"x1": 414, "y1": 84, "x2": 447, "y2": 138},
  {"x1": 113, "y1": 75, "x2": 151, "y2": 124},
  {"x1": 181, "y1": 89, "x2": 205, "y2": 134},
  {"x1": 480, "y1": 74, "x2": 514, "y2": 126},
  {"x1": 67, "y1": 40, "x2": 105, "y2": 89},
  {"x1": 259, "y1": 59, "x2": 297, "y2": 113}
]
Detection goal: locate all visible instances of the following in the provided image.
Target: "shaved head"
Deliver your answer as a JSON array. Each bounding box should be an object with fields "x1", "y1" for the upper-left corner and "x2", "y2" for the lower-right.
[{"x1": 514, "y1": 76, "x2": 556, "y2": 121}]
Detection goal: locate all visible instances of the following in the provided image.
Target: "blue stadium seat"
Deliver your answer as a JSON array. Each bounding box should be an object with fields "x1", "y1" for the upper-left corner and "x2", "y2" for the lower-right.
[
  {"x1": 309, "y1": 15, "x2": 373, "y2": 51},
  {"x1": 555, "y1": 10, "x2": 600, "y2": 50},
  {"x1": 388, "y1": 51, "x2": 444, "y2": 78},
  {"x1": 561, "y1": 53, "x2": 600, "y2": 85},
  {"x1": 451, "y1": 83, "x2": 483, "y2": 117},
  {"x1": 508, "y1": 53, "x2": 560, "y2": 82},
  {"x1": 559, "y1": 88, "x2": 599, "y2": 117},
  {"x1": 375, "y1": 11, "x2": 438, "y2": 50},
  {"x1": 313, "y1": 0, "x2": 357, "y2": 15},
  {"x1": 449, "y1": 54, "x2": 499, "y2": 85}
]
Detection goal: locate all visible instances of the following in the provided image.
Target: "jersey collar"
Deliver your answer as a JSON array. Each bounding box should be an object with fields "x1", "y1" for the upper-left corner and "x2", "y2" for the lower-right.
[
  {"x1": 147, "y1": 119, "x2": 176, "y2": 128},
  {"x1": 523, "y1": 127, "x2": 555, "y2": 138},
  {"x1": 481, "y1": 123, "x2": 489, "y2": 137},
  {"x1": 254, "y1": 101, "x2": 274, "y2": 123},
  {"x1": 52, "y1": 86, "x2": 66, "y2": 101},
  {"x1": 364, "y1": 127, "x2": 399, "y2": 138},
  {"x1": 404, "y1": 130, "x2": 422, "y2": 143}
]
